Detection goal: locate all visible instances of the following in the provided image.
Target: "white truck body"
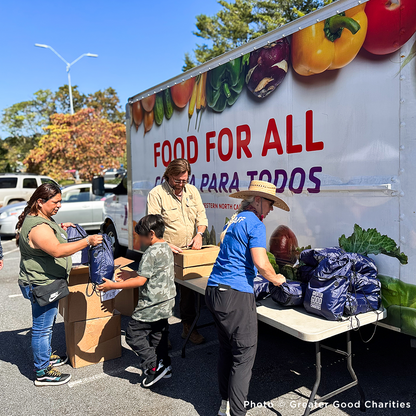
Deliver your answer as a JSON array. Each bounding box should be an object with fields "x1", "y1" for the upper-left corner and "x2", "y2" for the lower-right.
[{"x1": 103, "y1": 0, "x2": 416, "y2": 337}]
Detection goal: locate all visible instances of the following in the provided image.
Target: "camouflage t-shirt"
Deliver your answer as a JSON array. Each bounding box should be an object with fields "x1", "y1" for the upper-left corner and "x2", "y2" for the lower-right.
[{"x1": 132, "y1": 242, "x2": 176, "y2": 322}]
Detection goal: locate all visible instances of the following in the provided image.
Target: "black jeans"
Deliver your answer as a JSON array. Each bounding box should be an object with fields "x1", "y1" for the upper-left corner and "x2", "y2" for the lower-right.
[
  {"x1": 125, "y1": 318, "x2": 171, "y2": 371},
  {"x1": 205, "y1": 286, "x2": 258, "y2": 416},
  {"x1": 180, "y1": 285, "x2": 197, "y2": 325}
]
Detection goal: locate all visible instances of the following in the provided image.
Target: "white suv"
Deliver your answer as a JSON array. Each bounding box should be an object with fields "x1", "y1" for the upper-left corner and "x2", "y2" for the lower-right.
[{"x1": 0, "y1": 174, "x2": 58, "y2": 207}]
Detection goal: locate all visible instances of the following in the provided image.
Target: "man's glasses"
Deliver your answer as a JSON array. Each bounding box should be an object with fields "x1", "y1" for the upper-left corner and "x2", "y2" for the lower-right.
[{"x1": 172, "y1": 179, "x2": 188, "y2": 185}]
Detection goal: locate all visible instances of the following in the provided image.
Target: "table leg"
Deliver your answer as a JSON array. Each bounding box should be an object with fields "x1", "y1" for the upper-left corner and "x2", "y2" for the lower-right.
[
  {"x1": 345, "y1": 332, "x2": 366, "y2": 411},
  {"x1": 181, "y1": 292, "x2": 201, "y2": 358},
  {"x1": 303, "y1": 341, "x2": 321, "y2": 416}
]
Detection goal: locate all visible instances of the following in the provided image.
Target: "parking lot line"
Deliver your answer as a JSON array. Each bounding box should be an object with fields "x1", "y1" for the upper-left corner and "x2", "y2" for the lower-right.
[
  {"x1": 3, "y1": 248, "x2": 20, "y2": 256},
  {"x1": 9, "y1": 294, "x2": 23, "y2": 298},
  {"x1": 67, "y1": 339, "x2": 219, "y2": 388}
]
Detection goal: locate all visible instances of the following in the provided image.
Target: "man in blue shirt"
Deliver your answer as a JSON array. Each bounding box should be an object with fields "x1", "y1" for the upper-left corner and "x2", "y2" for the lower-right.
[{"x1": 206, "y1": 180, "x2": 289, "y2": 416}]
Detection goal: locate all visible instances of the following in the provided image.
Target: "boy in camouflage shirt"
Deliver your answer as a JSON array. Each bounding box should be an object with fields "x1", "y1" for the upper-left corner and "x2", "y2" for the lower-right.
[{"x1": 98, "y1": 214, "x2": 176, "y2": 387}]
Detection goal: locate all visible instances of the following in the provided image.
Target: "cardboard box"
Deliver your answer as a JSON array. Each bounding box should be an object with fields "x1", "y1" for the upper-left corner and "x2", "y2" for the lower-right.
[
  {"x1": 174, "y1": 245, "x2": 220, "y2": 268},
  {"x1": 65, "y1": 314, "x2": 121, "y2": 368},
  {"x1": 174, "y1": 264, "x2": 216, "y2": 281},
  {"x1": 59, "y1": 266, "x2": 114, "y2": 323},
  {"x1": 173, "y1": 245, "x2": 219, "y2": 280},
  {"x1": 114, "y1": 286, "x2": 139, "y2": 316},
  {"x1": 60, "y1": 257, "x2": 136, "y2": 321},
  {"x1": 113, "y1": 258, "x2": 139, "y2": 316}
]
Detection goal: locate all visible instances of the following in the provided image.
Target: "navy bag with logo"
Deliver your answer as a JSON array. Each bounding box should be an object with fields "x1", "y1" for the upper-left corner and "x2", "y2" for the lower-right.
[
  {"x1": 270, "y1": 280, "x2": 307, "y2": 307},
  {"x1": 303, "y1": 249, "x2": 381, "y2": 320},
  {"x1": 66, "y1": 224, "x2": 89, "y2": 265},
  {"x1": 89, "y1": 234, "x2": 114, "y2": 285},
  {"x1": 303, "y1": 253, "x2": 351, "y2": 320}
]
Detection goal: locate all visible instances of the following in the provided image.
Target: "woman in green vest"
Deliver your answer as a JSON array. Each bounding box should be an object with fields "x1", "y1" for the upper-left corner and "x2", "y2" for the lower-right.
[{"x1": 16, "y1": 183, "x2": 102, "y2": 386}]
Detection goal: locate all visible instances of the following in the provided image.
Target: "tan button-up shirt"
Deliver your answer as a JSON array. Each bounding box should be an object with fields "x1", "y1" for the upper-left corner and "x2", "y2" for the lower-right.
[{"x1": 147, "y1": 181, "x2": 208, "y2": 248}]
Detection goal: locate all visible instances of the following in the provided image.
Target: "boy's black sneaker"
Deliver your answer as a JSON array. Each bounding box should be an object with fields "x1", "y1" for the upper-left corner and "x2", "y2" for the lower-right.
[
  {"x1": 50, "y1": 352, "x2": 68, "y2": 367},
  {"x1": 142, "y1": 361, "x2": 168, "y2": 388},
  {"x1": 35, "y1": 365, "x2": 71, "y2": 387},
  {"x1": 164, "y1": 365, "x2": 172, "y2": 379},
  {"x1": 144, "y1": 361, "x2": 172, "y2": 379}
]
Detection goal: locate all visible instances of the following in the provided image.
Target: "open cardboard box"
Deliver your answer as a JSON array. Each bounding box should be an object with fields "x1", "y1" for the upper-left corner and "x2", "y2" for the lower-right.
[
  {"x1": 59, "y1": 257, "x2": 138, "y2": 322},
  {"x1": 59, "y1": 266, "x2": 114, "y2": 323}
]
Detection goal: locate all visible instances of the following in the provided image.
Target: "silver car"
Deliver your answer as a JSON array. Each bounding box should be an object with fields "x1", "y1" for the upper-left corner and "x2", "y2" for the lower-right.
[{"x1": 0, "y1": 183, "x2": 115, "y2": 236}]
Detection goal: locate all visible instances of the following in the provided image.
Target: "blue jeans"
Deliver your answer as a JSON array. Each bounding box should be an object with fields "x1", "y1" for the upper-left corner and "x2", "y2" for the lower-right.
[{"x1": 20, "y1": 285, "x2": 59, "y2": 372}]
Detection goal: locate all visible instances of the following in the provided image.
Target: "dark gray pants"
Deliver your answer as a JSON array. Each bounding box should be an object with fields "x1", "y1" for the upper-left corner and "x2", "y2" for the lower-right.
[
  {"x1": 125, "y1": 318, "x2": 171, "y2": 371},
  {"x1": 205, "y1": 286, "x2": 258, "y2": 416}
]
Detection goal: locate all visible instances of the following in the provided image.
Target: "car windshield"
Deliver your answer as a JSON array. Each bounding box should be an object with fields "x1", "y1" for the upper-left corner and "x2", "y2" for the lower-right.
[
  {"x1": 41, "y1": 178, "x2": 60, "y2": 187},
  {"x1": 0, "y1": 178, "x2": 18, "y2": 188},
  {"x1": 62, "y1": 187, "x2": 91, "y2": 202}
]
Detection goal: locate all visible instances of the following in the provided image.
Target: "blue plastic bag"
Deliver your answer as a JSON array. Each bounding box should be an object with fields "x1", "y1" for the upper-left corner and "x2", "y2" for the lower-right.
[
  {"x1": 304, "y1": 275, "x2": 350, "y2": 321},
  {"x1": 344, "y1": 292, "x2": 381, "y2": 316},
  {"x1": 254, "y1": 274, "x2": 271, "y2": 300},
  {"x1": 66, "y1": 224, "x2": 89, "y2": 265},
  {"x1": 302, "y1": 248, "x2": 381, "y2": 320},
  {"x1": 89, "y1": 234, "x2": 114, "y2": 285},
  {"x1": 270, "y1": 280, "x2": 307, "y2": 306}
]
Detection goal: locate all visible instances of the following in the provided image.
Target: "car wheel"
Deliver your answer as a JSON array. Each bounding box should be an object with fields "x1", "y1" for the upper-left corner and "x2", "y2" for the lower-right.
[
  {"x1": 105, "y1": 224, "x2": 125, "y2": 258},
  {"x1": 8, "y1": 200, "x2": 23, "y2": 205}
]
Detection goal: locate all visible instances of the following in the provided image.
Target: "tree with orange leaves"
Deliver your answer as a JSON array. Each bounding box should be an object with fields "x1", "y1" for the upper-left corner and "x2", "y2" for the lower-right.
[{"x1": 25, "y1": 108, "x2": 126, "y2": 181}]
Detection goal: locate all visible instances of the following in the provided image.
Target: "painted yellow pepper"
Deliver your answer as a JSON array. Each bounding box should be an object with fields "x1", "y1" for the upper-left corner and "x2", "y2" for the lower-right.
[{"x1": 292, "y1": 5, "x2": 367, "y2": 76}]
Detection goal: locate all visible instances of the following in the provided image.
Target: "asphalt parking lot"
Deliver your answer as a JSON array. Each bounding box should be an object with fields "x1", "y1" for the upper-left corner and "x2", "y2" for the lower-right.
[{"x1": 1, "y1": 236, "x2": 415, "y2": 416}]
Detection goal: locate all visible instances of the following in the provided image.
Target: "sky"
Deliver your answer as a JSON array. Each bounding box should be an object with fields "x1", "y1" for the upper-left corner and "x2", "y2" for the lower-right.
[{"x1": 0, "y1": 0, "x2": 221, "y2": 138}]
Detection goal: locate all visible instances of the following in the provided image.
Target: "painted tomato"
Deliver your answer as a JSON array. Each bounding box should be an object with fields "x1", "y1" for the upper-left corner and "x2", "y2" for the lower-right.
[
  {"x1": 170, "y1": 78, "x2": 196, "y2": 108},
  {"x1": 363, "y1": 0, "x2": 416, "y2": 55},
  {"x1": 132, "y1": 100, "x2": 143, "y2": 129},
  {"x1": 141, "y1": 94, "x2": 156, "y2": 112}
]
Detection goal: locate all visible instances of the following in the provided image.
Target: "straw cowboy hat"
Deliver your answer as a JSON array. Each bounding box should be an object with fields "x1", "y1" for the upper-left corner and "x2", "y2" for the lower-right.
[{"x1": 230, "y1": 180, "x2": 290, "y2": 212}]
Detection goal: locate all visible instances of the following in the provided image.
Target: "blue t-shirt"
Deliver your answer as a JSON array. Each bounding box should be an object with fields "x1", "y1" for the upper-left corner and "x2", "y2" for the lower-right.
[{"x1": 207, "y1": 211, "x2": 266, "y2": 293}]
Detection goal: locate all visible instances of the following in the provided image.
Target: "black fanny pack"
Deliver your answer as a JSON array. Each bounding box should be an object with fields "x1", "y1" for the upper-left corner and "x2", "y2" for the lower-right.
[{"x1": 30, "y1": 279, "x2": 69, "y2": 307}]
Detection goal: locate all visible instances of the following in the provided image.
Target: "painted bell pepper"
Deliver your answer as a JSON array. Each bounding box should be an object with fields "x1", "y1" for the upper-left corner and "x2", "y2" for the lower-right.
[
  {"x1": 292, "y1": 5, "x2": 368, "y2": 76},
  {"x1": 206, "y1": 55, "x2": 248, "y2": 113},
  {"x1": 363, "y1": 0, "x2": 416, "y2": 55}
]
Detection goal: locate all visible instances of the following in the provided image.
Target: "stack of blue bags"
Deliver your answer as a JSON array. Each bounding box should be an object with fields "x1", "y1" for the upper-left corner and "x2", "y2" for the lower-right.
[{"x1": 300, "y1": 247, "x2": 381, "y2": 321}]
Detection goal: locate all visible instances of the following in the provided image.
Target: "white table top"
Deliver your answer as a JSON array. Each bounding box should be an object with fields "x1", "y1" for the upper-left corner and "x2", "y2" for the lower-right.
[{"x1": 176, "y1": 277, "x2": 387, "y2": 343}]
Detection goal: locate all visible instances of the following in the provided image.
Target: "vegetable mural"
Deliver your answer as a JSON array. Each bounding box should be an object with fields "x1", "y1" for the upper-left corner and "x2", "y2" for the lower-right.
[
  {"x1": 292, "y1": 4, "x2": 367, "y2": 76},
  {"x1": 338, "y1": 224, "x2": 408, "y2": 265},
  {"x1": 245, "y1": 38, "x2": 290, "y2": 98},
  {"x1": 207, "y1": 55, "x2": 249, "y2": 113},
  {"x1": 131, "y1": 2, "x2": 416, "y2": 134},
  {"x1": 363, "y1": 0, "x2": 416, "y2": 55},
  {"x1": 171, "y1": 78, "x2": 195, "y2": 109},
  {"x1": 129, "y1": 1, "x2": 416, "y2": 337}
]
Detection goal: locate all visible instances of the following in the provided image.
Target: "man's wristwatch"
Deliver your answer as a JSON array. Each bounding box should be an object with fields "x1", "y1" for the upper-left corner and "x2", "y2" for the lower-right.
[
  {"x1": 85, "y1": 236, "x2": 91, "y2": 246},
  {"x1": 197, "y1": 231, "x2": 204, "y2": 237}
]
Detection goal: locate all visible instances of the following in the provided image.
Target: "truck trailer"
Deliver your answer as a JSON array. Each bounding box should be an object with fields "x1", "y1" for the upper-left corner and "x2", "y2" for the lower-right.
[{"x1": 101, "y1": 0, "x2": 416, "y2": 338}]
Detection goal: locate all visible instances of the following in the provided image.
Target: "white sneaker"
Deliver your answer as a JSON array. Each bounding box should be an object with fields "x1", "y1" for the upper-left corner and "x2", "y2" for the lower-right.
[{"x1": 218, "y1": 400, "x2": 230, "y2": 416}]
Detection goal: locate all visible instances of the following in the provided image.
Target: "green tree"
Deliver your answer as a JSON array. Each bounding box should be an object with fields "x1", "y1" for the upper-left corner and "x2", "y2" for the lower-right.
[
  {"x1": 1, "y1": 85, "x2": 125, "y2": 169},
  {"x1": 87, "y1": 87, "x2": 125, "y2": 124},
  {"x1": 184, "y1": 0, "x2": 333, "y2": 69},
  {"x1": 24, "y1": 109, "x2": 126, "y2": 181},
  {"x1": 54, "y1": 85, "x2": 87, "y2": 113}
]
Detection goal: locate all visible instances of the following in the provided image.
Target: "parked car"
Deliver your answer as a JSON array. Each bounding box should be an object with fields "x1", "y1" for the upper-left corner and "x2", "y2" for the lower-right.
[
  {"x1": 0, "y1": 183, "x2": 116, "y2": 236},
  {"x1": 0, "y1": 173, "x2": 58, "y2": 207},
  {"x1": 103, "y1": 168, "x2": 126, "y2": 181}
]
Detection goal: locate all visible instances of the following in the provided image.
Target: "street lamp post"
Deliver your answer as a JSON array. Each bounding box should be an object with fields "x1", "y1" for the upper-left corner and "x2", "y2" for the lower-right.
[{"x1": 35, "y1": 44, "x2": 98, "y2": 115}]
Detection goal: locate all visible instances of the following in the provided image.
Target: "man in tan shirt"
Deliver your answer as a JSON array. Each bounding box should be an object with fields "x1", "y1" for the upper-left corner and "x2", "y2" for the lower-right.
[{"x1": 147, "y1": 158, "x2": 208, "y2": 344}]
